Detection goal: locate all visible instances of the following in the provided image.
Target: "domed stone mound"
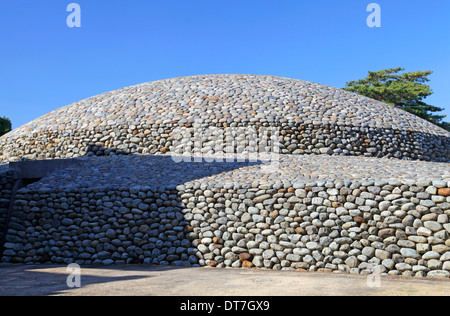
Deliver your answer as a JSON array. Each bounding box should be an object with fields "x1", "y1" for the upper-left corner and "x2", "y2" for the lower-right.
[{"x1": 0, "y1": 74, "x2": 449, "y2": 162}]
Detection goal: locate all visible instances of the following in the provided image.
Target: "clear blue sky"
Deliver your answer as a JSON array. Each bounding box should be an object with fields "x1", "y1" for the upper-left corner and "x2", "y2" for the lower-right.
[{"x1": 1, "y1": 0, "x2": 449, "y2": 128}]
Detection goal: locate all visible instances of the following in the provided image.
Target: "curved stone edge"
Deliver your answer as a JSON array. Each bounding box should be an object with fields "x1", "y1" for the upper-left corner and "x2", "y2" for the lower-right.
[
  {"x1": 3, "y1": 74, "x2": 450, "y2": 139},
  {"x1": 2, "y1": 178, "x2": 449, "y2": 278}
]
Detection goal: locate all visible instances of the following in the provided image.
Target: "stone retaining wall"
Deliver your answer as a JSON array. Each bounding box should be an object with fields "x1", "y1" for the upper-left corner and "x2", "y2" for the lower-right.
[
  {"x1": 2, "y1": 179, "x2": 449, "y2": 278},
  {"x1": 0, "y1": 169, "x2": 16, "y2": 242},
  {"x1": 1, "y1": 122, "x2": 449, "y2": 163}
]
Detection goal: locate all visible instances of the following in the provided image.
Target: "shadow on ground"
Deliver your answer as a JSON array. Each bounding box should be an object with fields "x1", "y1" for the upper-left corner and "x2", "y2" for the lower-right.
[
  {"x1": 1, "y1": 153, "x2": 264, "y2": 265},
  {"x1": 1, "y1": 264, "x2": 449, "y2": 296},
  {"x1": 0, "y1": 264, "x2": 191, "y2": 296}
]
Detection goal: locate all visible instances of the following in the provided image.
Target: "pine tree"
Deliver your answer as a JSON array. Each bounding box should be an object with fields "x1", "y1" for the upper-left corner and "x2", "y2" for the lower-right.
[
  {"x1": 0, "y1": 117, "x2": 12, "y2": 137},
  {"x1": 344, "y1": 68, "x2": 449, "y2": 131}
]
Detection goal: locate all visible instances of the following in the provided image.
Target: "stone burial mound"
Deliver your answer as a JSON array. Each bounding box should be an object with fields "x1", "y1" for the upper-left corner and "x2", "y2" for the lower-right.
[
  {"x1": 0, "y1": 74, "x2": 449, "y2": 278},
  {"x1": 0, "y1": 74, "x2": 449, "y2": 162}
]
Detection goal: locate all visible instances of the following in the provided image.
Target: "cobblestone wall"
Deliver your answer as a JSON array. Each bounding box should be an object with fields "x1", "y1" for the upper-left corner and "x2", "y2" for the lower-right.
[
  {"x1": 0, "y1": 169, "x2": 16, "y2": 242},
  {"x1": 2, "y1": 180, "x2": 449, "y2": 278},
  {"x1": 1, "y1": 123, "x2": 449, "y2": 163}
]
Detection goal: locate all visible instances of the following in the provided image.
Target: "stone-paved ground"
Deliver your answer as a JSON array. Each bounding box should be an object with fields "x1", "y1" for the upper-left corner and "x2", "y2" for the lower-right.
[{"x1": 21, "y1": 154, "x2": 450, "y2": 192}]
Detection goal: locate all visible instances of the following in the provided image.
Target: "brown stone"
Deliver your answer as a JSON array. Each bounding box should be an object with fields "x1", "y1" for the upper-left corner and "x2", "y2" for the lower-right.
[
  {"x1": 438, "y1": 188, "x2": 450, "y2": 197},
  {"x1": 295, "y1": 226, "x2": 306, "y2": 235},
  {"x1": 287, "y1": 187, "x2": 295, "y2": 193},
  {"x1": 160, "y1": 147, "x2": 170, "y2": 153},
  {"x1": 242, "y1": 260, "x2": 254, "y2": 268},
  {"x1": 354, "y1": 216, "x2": 364, "y2": 224},
  {"x1": 379, "y1": 228, "x2": 395, "y2": 239},
  {"x1": 269, "y1": 210, "x2": 278, "y2": 218},
  {"x1": 239, "y1": 252, "x2": 252, "y2": 262},
  {"x1": 332, "y1": 202, "x2": 343, "y2": 208}
]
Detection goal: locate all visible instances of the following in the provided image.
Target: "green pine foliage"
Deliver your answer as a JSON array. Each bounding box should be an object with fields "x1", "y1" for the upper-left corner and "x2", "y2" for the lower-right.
[
  {"x1": 0, "y1": 117, "x2": 12, "y2": 137},
  {"x1": 344, "y1": 68, "x2": 449, "y2": 131}
]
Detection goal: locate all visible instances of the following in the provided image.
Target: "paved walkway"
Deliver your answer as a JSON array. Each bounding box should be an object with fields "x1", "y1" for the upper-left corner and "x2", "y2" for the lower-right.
[{"x1": 0, "y1": 264, "x2": 448, "y2": 296}]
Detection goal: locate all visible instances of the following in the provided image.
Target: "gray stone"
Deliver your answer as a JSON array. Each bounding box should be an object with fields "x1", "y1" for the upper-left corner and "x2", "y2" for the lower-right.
[
  {"x1": 252, "y1": 256, "x2": 264, "y2": 267},
  {"x1": 417, "y1": 227, "x2": 432, "y2": 237},
  {"x1": 423, "y1": 221, "x2": 442, "y2": 232},
  {"x1": 422, "y1": 251, "x2": 441, "y2": 260},
  {"x1": 98, "y1": 251, "x2": 111, "y2": 260},
  {"x1": 306, "y1": 242, "x2": 321, "y2": 250},
  {"x1": 427, "y1": 259, "x2": 442, "y2": 270},
  {"x1": 427, "y1": 270, "x2": 449, "y2": 278},
  {"x1": 382, "y1": 259, "x2": 395, "y2": 270},
  {"x1": 375, "y1": 249, "x2": 390, "y2": 260},
  {"x1": 105, "y1": 229, "x2": 116, "y2": 239},
  {"x1": 400, "y1": 248, "x2": 420, "y2": 259},
  {"x1": 286, "y1": 254, "x2": 301, "y2": 262},
  {"x1": 252, "y1": 214, "x2": 265, "y2": 223},
  {"x1": 254, "y1": 194, "x2": 271, "y2": 203},
  {"x1": 345, "y1": 256, "x2": 359, "y2": 268},
  {"x1": 362, "y1": 247, "x2": 375, "y2": 258},
  {"x1": 395, "y1": 263, "x2": 412, "y2": 272}
]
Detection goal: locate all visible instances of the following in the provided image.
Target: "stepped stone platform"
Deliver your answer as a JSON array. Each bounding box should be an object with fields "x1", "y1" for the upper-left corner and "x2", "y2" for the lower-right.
[
  {"x1": 0, "y1": 74, "x2": 449, "y2": 278},
  {"x1": 2, "y1": 154, "x2": 449, "y2": 277}
]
